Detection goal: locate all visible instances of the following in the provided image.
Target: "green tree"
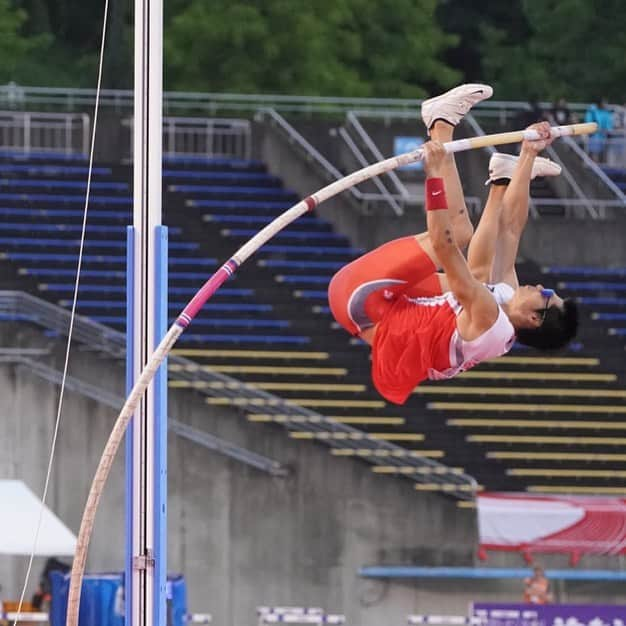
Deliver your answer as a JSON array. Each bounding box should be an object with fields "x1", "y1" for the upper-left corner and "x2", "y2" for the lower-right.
[
  {"x1": 164, "y1": 0, "x2": 459, "y2": 97},
  {"x1": 0, "y1": 0, "x2": 51, "y2": 83},
  {"x1": 480, "y1": 0, "x2": 626, "y2": 102}
]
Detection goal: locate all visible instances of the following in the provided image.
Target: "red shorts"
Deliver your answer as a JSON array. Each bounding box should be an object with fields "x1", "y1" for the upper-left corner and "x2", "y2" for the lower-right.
[{"x1": 327, "y1": 236, "x2": 442, "y2": 336}]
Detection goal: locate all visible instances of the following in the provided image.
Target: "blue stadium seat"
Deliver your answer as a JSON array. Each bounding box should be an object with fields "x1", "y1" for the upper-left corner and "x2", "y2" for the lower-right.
[
  {"x1": 221, "y1": 228, "x2": 346, "y2": 241},
  {"x1": 592, "y1": 313, "x2": 626, "y2": 321},
  {"x1": 0, "y1": 208, "x2": 130, "y2": 220},
  {"x1": 163, "y1": 170, "x2": 280, "y2": 184},
  {"x1": 177, "y1": 333, "x2": 310, "y2": 344},
  {"x1": 258, "y1": 259, "x2": 344, "y2": 270},
  {"x1": 0, "y1": 165, "x2": 111, "y2": 175},
  {"x1": 0, "y1": 238, "x2": 198, "y2": 251},
  {"x1": 188, "y1": 199, "x2": 292, "y2": 211},
  {"x1": 40, "y1": 284, "x2": 126, "y2": 293},
  {"x1": 0, "y1": 192, "x2": 131, "y2": 205},
  {"x1": 577, "y1": 296, "x2": 626, "y2": 305},
  {"x1": 544, "y1": 266, "x2": 626, "y2": 277},
  {"x1": 561, "y1": 281, "x2": 626, "y2": 291},
  {"x1": 170, "y1": 184, "x2": 297, "y2": 199},
  {"x1": 0, "y1": 222, "x2": 180, "y2": 235},
  {"x1": 277, "y1": 275, "x2": 331, "y2": 284},
  {"x1": 163, "y1": 155, "x2": 264, "y2": 169},
  {"x1": 609, "y1": 328, "x2": 626, "y2": 336},
  {"x1": 21, "y1": 268, "x2": 126, "y2": 279},
  {"x1": 169, "y1": 287, "x2": 252, "y2": 297},
  {"x1": 179, "y1": 318, "x2": 290, "y2": 328},
  {"x1": 5, "y1": 253, "x2": 126, "y2": 263},
  {"x1": 260, "y1": 244, "x2": 361, "y2": 256},
  {"x1": 60, "y1": 300, "x2": 272, "y2": 313},
  {"x1": 204, "y1": 214, "x2": 326, "y2": 227},
  {"x1": 293, "y1": 290, "x2": 328, "y2": 299},
  {"x1": 0, "y1": 312, "x2": 39, "y2": 322},
  {"x1": 0, "y1": 179, "x2": 128, "y2": 190}
]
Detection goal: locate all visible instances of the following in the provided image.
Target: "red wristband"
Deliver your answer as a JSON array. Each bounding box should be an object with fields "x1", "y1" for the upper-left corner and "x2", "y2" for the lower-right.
[{"x1": 425, "y1": 177, "x2": 447, "y2": 211}]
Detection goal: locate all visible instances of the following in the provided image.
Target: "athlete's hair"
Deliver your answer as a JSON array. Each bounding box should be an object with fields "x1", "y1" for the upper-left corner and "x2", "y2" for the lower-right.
[{"x1": 516, "y1": 299, "x2": 578, "y2": 351}]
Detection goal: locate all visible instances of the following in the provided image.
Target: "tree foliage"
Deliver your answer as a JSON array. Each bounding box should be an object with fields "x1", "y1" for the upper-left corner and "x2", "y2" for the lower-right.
[
  {"x1": 4, "y1": 0, "x2": 626, "y2": 103},
  {"x1": 164, "y1": 0, "x2": 460, "y2": 97},
  {"x1": 479, "y1": 0, "x2": 626, "y2": 102},
  {"x1": 0, "y1": 0, "x2": 51, "y2": 83}
]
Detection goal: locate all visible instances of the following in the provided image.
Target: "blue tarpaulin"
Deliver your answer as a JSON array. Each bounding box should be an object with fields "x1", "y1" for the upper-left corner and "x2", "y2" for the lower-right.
[{"x1": 49, "y1": 571, "x2": 187, "y2": 626}]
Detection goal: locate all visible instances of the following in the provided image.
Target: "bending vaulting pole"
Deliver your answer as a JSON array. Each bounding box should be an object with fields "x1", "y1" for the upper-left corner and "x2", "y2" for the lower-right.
[{"x1": 65, "y1": 121, "x2": 597, "y2": 626}]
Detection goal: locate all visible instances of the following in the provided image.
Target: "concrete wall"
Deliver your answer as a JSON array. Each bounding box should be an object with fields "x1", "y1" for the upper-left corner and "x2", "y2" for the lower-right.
[{"x1": 1, "y1": 325, "x2": 625, "y2": 623}]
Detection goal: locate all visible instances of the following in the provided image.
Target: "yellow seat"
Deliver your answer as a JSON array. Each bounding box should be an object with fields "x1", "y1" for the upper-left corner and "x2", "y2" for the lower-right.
[
  {"x1": 488, "y1": 451, "x2": 626, "y2": 462},
  {"x1": 330, "y1": 448, "x2": 444, "y2": 458},
  {"x1": 448, "y1": 418, "x2": 626, "y2": 430},
  {"x1": 468, "y1": 434, "x2": 626, "y2": 445},
  {"x1": 372, "y1": 465, "x2": 464, "y2": 475},
  {"x1": 490, "y1": 356, "x2": 599, "y2": 366},
  {"x1": 205, "y1": 396, "x2": 385, "y2": 408},
  {"x1": 169, "y1": 364, "x2": 348, "y2": 376},
  {"x1": 248, "y1": 414, "x2": 404, "y2": 425},
  {"x1": 170, "y1": 349, "x2": 329, "y2": 360},
  {"x1": 458, "y1": 371, "x2": 616, "y2": 382},
  {"x1": 289, "y1": 431, "x2": 423, "y2": 441},
  {"x1": 527, "y1": 485, "x2": 626, "y2": 495},
  {"x1": 430, "y1": 402, "x2": 626, "y2": 414},
  {"x1": 414, "y1": 483, "x2": 478, "y2": 492},
  {"x1": 171, "y1": 380, "x2": 366, "y2": 392},
  {"x1": 508, "y1": 468, "x2": 626, "y2": 478},
  {"x1": 416, "y1": 387, "x2": 626, "y2": 398}
]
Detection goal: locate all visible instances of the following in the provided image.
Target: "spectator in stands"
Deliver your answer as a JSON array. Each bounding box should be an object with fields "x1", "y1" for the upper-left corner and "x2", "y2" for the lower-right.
[
  {"x1": 584, "y1": 99, "x2": 614, "y2": 162},
  {"x1": 550, "y1": 98, "x2": 572, "y2": 126},
  {"x1": 523, "y1": 565, "x2": 552, "y2": 604},
  {"x1": 328, "y1": 84, "x2": 578, "y2": 405}
]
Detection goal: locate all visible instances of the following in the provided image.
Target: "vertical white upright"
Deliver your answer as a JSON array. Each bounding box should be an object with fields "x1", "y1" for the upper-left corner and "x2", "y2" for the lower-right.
[{"x1": 131, "y1": 0, "x2": 164, "y2": 625}]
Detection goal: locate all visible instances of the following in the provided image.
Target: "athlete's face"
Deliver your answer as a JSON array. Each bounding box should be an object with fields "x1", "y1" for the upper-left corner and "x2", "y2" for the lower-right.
[{"x1": 513, "y1": 284, "x2": 564, "y2": 328}]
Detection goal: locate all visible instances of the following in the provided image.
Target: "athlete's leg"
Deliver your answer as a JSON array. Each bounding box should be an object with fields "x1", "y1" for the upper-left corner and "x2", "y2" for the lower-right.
[
  {"x1": 467, "y1": 182, "x2": 507, "y2": 282},
  {"x1": 493, "y1": 123, "x2": 559, "y2": 284},
  {"x1": 328, "y1": 235, "x2": 439, "y2": 339}
]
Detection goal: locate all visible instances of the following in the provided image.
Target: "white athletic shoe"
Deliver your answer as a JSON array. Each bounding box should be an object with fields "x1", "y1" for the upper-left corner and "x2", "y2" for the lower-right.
[
  {"x1": 421, "y1": 83, "x2": 493, "y2": 130},
  {"x1": 484, "y1": 152, "x2": 562, "y2": 185}
]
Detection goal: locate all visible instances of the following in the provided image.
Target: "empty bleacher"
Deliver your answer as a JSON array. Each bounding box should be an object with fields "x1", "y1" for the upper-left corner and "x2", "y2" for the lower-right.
[{"x1": 1, "y1": 148, "x2": 625, "y2": 497}]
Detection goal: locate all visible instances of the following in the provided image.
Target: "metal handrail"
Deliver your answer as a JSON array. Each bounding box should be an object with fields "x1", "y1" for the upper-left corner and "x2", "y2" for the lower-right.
[
  {"x1": 0, "y1": 352, "x2": 287, "y2": 476},
  {"x1": 0, "y1": 83, "x2": 613, "y2": 118},
  {"x1": 263, "y1": 108, "x2": 408, "y2": 213},
  {"x1": 345, "y1": 111, "x2": 410, "y2": 200},
  {"x1": 0, "y1": 289, "x2": 478, "y2": 498},
  {"x1": 561, "y1": 134, "x2": 626, "y2": 204},
  {"x1": 544, "y1": 144, "x2": 597, "y2": 218},
  {"x1": 337, "y1": 126, "x2": 403, "y2": 216},
  {"x1": 0, "y1": 109, "x2": 89, "y2": 155}
]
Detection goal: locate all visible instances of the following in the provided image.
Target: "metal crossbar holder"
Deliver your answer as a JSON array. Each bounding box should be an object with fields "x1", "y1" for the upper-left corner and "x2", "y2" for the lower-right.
[{"x1": 132, "y1": 550, "x2": 155, "y2": 570}]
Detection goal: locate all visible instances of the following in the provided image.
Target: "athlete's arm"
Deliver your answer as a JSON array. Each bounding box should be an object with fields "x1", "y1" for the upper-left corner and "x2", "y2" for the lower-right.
[
  {"x1": 492, "y1": 122, "x2": 553, "y2": 287},
  {"x1": 422, "y1": 141, "x2": 498, "y2": 336}
]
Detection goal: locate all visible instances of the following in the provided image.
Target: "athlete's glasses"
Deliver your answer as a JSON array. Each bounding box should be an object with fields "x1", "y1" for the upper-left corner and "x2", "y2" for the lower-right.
[{"x1": 539, "y1": 288, "x2": 555, "y2": 323}]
